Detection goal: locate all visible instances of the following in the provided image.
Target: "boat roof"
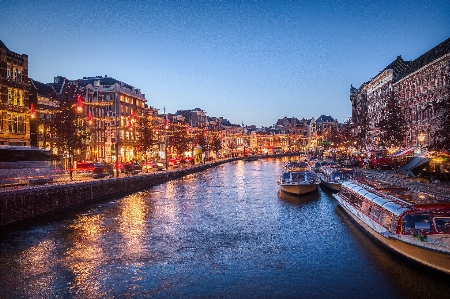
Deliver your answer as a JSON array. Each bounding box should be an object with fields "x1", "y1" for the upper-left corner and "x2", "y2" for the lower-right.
[{"x1": 343, "y1": 181, "x2": 410, "y2": 216}]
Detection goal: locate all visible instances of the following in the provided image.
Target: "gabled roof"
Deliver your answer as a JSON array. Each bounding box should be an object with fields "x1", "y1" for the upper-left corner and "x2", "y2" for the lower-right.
[
  {"x1": 383, "y1": 55, "x2": 410, "y2": 80},
  {"x1": 30, "y1": 79, "x2": 57, "y2": 97},
  {"x1": 80, "y1": 76, "x2": 135, "y2": 90},
  {"x1": 396, "y1": 37, "x2": 450, "y2": 81},
  {"x1": 0, "y1": 40, "x2": 9, "y2": 51},
  {"x1": 316, "y1": 115, "x2": 335, "y2": 123},
  {"x1": 175, "y1": 110, "x2": 192, "y2": 121}
]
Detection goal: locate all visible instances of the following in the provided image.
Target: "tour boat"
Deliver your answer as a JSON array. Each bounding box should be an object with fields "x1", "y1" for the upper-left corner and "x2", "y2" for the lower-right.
[
  {"x1": 334, "y1": 179, "x2": 450, "y2": 274},
  {"x1": 318, "y1": 165, "x2": 362, "y2": 192},
  {"x1": 278, "y1": 161, "x2": 320, "y2": 195}
]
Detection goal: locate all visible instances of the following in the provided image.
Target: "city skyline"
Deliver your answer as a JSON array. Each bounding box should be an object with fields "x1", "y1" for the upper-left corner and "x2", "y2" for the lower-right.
[{"x1": 1, "y1": 0, "x2": 449, "y2": 126}]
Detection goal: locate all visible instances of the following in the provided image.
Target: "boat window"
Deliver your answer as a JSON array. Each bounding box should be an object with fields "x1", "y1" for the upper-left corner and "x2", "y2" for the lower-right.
[
  {"x1": 370, "y1": 208, "x2": 381, "y2": 220},
  {"x1": 292, "y1": 173, "x2": 306, "y2": 182},
  {"x1": 434, "y1": 217, "x2": 450, "y2": 233},
  {"x1": 282, "y1": 173, "x2": 290, "y2": 180},
  {"x1": 380, "y1": 212, "x2": 394, "y2": 230},
  {"x1": 402, "y1": 213, "x2": 432, "y2": 233}
]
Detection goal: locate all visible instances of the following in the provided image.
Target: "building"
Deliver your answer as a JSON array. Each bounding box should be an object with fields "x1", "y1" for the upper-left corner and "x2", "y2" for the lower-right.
[
  {"x1": 351, "y1": 37, "x2": 450, "y2": 150},
  {"x1": 29, "y1": 78, "x2": 60, "y2": 151},
  {"x1": 0, "y1": 40, "x2": 30, "y2": 146},
  {"x1": 77, "y1": 76, "x2": 147, "y2": 163},
  {"x1": 395, "y1": 38, "x2": 450, "y2": 148}
]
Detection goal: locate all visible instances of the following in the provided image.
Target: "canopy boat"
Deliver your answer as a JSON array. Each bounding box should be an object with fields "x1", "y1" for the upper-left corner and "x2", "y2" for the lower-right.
[
  {"x1": 334, "y1": 179, "x2": 450, "y2": 274},
  {"x1": 278, "y1": 168, "x2": 320, "y2": 195},
  {"x1": 318, "y1": 165, "x2": 362, "y2": 192}
]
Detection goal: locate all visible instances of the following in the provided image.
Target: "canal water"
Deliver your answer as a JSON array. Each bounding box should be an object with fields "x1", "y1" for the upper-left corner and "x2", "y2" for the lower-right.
[{"x1": 0, "y1": 158, "x2": 449, "y2": 298}]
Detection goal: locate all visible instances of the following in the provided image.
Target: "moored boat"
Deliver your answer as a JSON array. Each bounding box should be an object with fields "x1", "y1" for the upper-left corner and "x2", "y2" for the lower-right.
[
  {"x1": 278, "y1": 161, "x2": 320, "y2": 195},
  {"x1": 334, "y1": 179, "x2": 450, "y2": 274},
  {"x1": 318, "y1": 165, "x2": 361, "y2": 192}
]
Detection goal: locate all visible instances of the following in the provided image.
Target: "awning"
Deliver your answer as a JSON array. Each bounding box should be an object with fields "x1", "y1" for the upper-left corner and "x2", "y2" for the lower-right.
[
  {"x1": 396, "y1": 157, "x2": 429, "y2": 177},
  {"x1": 391, "y1": 147, "x2": 416, "y2": 157}
]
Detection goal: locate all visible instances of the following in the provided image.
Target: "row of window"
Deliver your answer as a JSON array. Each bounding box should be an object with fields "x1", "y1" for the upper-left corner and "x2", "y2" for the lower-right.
[
  {"x1": 0, "y1": 112, "x2": 26, "y2": 134},
  {"x1": 6, "y1": 65, "x2": 23, "y2": 83},
  {"x1": 7, "y1": 88, "x2": 24, "y2": 106}
]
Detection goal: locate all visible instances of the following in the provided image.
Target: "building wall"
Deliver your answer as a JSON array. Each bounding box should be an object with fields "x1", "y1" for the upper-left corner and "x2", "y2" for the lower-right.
[
  {"x1": 351, "y1": 38, "x2": 450, "y2": 150},
  {"x1": 395, "y1": 53, "x2": 450, "y2": 148},
  {"x1": 0, "y1": 42, "x2": 30, "y2": 146}
]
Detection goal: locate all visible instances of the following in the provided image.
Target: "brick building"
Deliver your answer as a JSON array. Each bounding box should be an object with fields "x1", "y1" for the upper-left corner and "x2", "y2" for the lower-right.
[
  {"x1": 351, "y1": 37, "x2": 450, "y2": 150},
  {"x1": 0, "y1": 40, "x2": 30, "y2": 146}
]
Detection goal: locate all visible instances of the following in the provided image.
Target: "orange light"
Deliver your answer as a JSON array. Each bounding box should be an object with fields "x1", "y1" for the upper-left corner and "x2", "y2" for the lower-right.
[{"x1": 30, "y1": 103, "x2": 36, "y2": 119}]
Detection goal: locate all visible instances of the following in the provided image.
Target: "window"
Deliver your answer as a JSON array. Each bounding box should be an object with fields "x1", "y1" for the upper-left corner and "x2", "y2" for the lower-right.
[
  {"x1": 0, "y1": 112, "x2": 6, "y2": 132},
  {"x1": 8, "y1": 113, "x2": 15, "y2": 133},
  {"x1": 434, "y1": 217, "x2": 450, "y2": 233},
  {"x1": 13, "y1": 90, "x2": 18, "y2": 105},
  {"x1": 7, "y1": 89, "x2": 13, "y2": 105},
  {"x1": 18, "y1": 115, "x2": 25, "y2": 134}
]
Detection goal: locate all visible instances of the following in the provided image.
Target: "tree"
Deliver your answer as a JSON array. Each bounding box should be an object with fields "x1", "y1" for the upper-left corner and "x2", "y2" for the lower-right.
[
  {"x1": 50, "y1": 84, "x2": 91, "y2": 180},
  {"x1": 354, "y1": 105, "x2": 370, "y2": 150},
  {"x1": 136, "y1": 113, "x2": 157, "y2": 162},
  {"x1": 210, "y1": 133, "x2": 223, "y2": 155},
  {"x1": 378, "y1": 89, "x2": 406, "y2": 149},
  {"x1": 167, "y1": 122, "x2": 191, "y2": 157}
]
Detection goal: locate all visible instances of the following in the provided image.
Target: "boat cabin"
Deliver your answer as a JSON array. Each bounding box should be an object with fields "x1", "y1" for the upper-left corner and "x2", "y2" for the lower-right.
[{"x1": 280, "y1": 171, "x2": 316, "y2": 184}]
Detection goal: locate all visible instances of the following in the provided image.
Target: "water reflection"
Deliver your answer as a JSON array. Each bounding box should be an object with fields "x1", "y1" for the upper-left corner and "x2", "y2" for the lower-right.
[
  {"x1": 65, "y1": 213, "x2": 105, "y2": 298},
  {"x1": 277, "y1": 189, "x2": 320, "y2": 205},
  {"x1": 117, "y1": 192, "x2": 149, "y2": 259},
  {"x1": 0, "y1": 158, "x2": 449, "y2": 298}
]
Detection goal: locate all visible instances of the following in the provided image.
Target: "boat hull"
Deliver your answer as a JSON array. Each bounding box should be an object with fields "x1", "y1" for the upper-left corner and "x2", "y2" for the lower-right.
[
  {"x1": 319, "y1": 179, "x2": 341, "y2": 191},
  {"x1": 280, "y1": 183, "x2": 319, "y2": 195},
  {"x1": 334, "y1": 193, "x2": 450, "y2": 275}
]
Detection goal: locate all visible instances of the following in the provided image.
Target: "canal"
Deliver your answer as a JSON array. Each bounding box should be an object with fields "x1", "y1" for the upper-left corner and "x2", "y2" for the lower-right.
[{"x1": 0, "y1": 158, "x2": 449, "y2": 298}]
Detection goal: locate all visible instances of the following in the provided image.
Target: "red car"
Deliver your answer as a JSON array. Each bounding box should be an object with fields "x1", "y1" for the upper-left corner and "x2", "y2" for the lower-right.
[
  {"x1": 180, "y1": 157, "x2": 193, "y2": 164},
  {"x1": 369, "y1": 151, "x2": 396, "y2": 169}
]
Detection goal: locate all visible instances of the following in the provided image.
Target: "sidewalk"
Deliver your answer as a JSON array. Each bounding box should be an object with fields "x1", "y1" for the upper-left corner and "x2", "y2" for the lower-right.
[{"x1": 362, "y1": 169, "x2": 450, "y2": 202}]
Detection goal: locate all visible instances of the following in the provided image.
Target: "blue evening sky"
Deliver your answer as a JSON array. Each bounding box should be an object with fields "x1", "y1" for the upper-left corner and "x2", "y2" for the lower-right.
[{"x1": 1, "y1": 0, "x2": 449, "y2": 126}]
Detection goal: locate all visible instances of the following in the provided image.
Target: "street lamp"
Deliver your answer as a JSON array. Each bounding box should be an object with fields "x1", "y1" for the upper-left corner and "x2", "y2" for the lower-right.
[
  {"x1": 164, "y1": 107, "x2": 169, "y2": 170},
  {"x1": 418, "y1": 132, "x2": 425, "y2": 152}
]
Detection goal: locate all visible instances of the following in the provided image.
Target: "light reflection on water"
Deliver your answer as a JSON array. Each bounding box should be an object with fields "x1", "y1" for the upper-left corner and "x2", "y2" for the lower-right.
[{"x1": 0, "y1": 158, "x2": 449, "y2": 298}]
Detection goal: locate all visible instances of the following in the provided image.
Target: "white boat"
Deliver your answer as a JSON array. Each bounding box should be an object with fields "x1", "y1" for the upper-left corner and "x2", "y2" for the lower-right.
[
  {"x1": 278, "y1": 161, "x2": 320, "y2": 195},
  {"x1": 334, "y1": 179, "x2": 450, "y2": 275},
  {"x1": 318, "y1": 165, "x2": 361, "y2": 192}
]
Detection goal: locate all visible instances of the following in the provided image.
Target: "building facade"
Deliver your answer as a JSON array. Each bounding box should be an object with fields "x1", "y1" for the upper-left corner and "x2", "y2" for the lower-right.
[
  {"x1": 351, "y1": 37, "x2": 450, "y2": 151},
  {"x1": 0, "y1": 40, "x2": 30, "y2": 146}
]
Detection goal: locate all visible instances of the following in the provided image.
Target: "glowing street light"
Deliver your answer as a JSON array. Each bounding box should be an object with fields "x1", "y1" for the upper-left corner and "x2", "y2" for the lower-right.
[
  {"x1": 418, "y1": 132, "x2": 426, "y2": 152},
  {"x1": 76, "y1": 95, "x2": 83, "y2": 113}
]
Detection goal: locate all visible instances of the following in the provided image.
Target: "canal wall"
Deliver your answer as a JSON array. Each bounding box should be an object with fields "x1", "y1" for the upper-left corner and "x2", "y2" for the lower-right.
[{"x1": 0, "y1": 158, "x2": 241, "y2": 227}]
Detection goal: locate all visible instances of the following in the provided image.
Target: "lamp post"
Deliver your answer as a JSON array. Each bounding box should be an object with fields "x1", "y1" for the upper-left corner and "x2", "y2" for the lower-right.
[
  {"x1": 418, "y1": 132, "x2": 425, "y2": 153},
  {"x1": 115, "y1": 92, "x2": 119, "y2": 177},
  {"x1": 164, "y1": 107, "x2": 168, "y2": 171}
]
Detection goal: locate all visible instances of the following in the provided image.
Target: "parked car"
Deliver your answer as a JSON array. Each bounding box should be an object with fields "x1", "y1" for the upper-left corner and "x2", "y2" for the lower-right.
[
  {"x1": 123, "y1": 162, "x2": 142, "y2": 175},
  {"x1": 142, "y1": 160, "x2": 164, "y2": 172},
  {"x1": 168, "y1": 158, "x2": 179, "y2": 168},
  {"x1": 91, "y1": 163, "x2": 112, "y2": 178},
  {"x1": 180, "y1": 157, "x2": 194, "y2": 164}
]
